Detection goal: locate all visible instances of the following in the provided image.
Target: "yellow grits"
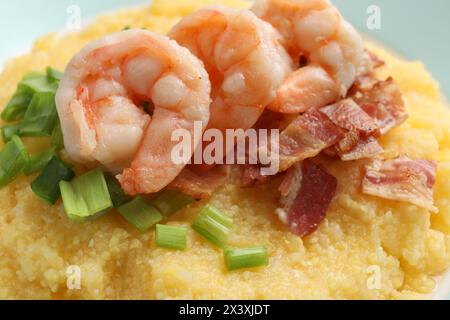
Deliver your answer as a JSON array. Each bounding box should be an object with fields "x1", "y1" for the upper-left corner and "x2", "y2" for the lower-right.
[{"x1": 1, "y1": 0, "x2": 450, "y2": 300}]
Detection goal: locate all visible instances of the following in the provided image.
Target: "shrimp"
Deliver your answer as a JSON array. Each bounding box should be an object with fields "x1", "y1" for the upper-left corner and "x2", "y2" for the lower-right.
[
  {"x1": 252, "y1": 0, "x2": 372, "y2": 114},
  {"x1": 56, "y1": 29, "x2": 211, "y2": 195},
  {"x1": 169, "y1": 5, "x2": 293, "y2": 132}
]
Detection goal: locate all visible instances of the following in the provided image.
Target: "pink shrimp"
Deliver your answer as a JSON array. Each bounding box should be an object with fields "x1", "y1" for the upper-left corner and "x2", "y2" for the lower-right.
[
  {"x1": 56, "y1": 29, "x2": 211, "y2": 195},
  {"x1": 252, "y1": 0, "x2": 372, "y2": 113},
  {"x1": 169, "y1": 5, "x2": 293, "y2": 132}
]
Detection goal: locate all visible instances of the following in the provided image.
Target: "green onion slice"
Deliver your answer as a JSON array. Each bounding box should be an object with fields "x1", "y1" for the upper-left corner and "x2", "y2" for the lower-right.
[
  {"x1": 192, "y1": 204, "x2": 233, "y2": 248},
  {"x1": 31, "y1": 156, "x2": 74, "y2": 204},
  {"x1": 19, "y1": 92, "x2": 58, "y2": 137},
  {"x1": 224, "y1": 246, "x2": 269, "y2": 271},
  {"x1": 152, "y1": 189, "x2": 194, "y2": 217},
  {"x1": 51, "y1": 120, "x2": 64, "y2": 150},
  {"x1": 1, "y1": 69, "x2": 61, "y2": 122},
  {"x1": 118, "y1": 196, "x2": 162, "y2": 233},
  {"x1": 155, "y1": 224, "x2": 188, "y2": 250},
  {"x1": 0, "y1": 88, "x2": 33, "y2": 121},
  {"x1": 0, "y1": 135, "x2": 29, "y2": 189},
  {"x1": 1, "y1": 123, "x2": 22, "y2": 143},
  {"x1": 104, "y1": 172, "x2": 131, "y2": 208},
  {"x1": 60, "y1": 169, "x2": 112, "y2": 223},
  {"x1": 19, "y1": 72, "x2": 58, "y2": 95},
  {"x1": 24, "y1": 146, "x2": 57, "y2": 176},
  {"x1": 46, "y1": 67, "x2": 63, "y2": 83}
]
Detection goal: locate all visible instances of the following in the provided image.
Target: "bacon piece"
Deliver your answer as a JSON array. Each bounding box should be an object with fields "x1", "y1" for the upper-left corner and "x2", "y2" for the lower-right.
[
  {"x1": 169, "y1": 165, "x2": 230, "y2": 199},
  {"x1": 276, "y1": 161, "x2": 338, "y2": 237},
  {"x1": 318, "y1": 99, "x2": 383, "y2": 160},
  {"x1": 350, "y1": 76, "x2": 407, "y2": 134},
  {"x1": 362, "y1": 156, "x2": 438, "y2": 212},
  {"x1": 320, "y1": 99, "x2": 379, "y2": 137},
  {"x1": 319, "y1": 99, "x2": 381, "y2": 155},
  {"x1": 338, "y1": 136, "x2": 383, "y2": 161},
  {"x1": 279, "y1": 110, "x2": 344, "y2": 171},
  {"x1": 278, "y1": 75, "x2": 407, "y2": 168},
  {"x1": 252, "y1": 109, "x2": 293, "y2": 131},
  {"x1": 241, "y1": 165, "x2": 274, "y2": 187}
]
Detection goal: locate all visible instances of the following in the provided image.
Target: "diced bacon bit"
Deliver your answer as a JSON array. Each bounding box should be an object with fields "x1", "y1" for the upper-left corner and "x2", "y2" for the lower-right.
[
  {"x1": 278, "y1": 110, "x2": 344, "y2": 171},
  {"x1": 362, "y1": 156, "x2": 438, "y2": 212},
  {"x1": 319, "y1": 99, "x2": 381, "y2": 156},
  {"x1": 276, "y1": 75, "x2": 407, "y2": 169},
  {"x1": 338, "y1": 136, "x2": 383, "y2": 161},
  {"x1": 169, "y1": 165, "x2": 230, "y2": 199},
  {"x1": 318, "y1": 99, "x2": 383, "y2": 160},
  {"x1": 350, "y1": 76, "x2": 408, "y2": 134},
  {"x1": 320, "y1": 99, "x2": 379, "y2": 137},
  {"x1": 241, "y1": 165, "x2": 275, "y2": 187},
  {"x1": 276, "y1": 160, "x2": 338, "y2": 238},
  {"x1": 252, "y1": 109, "x2": 294, "y2": 131}
]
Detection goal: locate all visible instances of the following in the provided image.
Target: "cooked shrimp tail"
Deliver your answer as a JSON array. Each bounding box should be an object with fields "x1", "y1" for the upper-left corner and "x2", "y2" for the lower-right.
[
  {"x1": 252, "y1": 0, "x2": 372, "y2": 113},
  {"x1": 56, "y1": 29, "x2": 211, "y2": 195}
]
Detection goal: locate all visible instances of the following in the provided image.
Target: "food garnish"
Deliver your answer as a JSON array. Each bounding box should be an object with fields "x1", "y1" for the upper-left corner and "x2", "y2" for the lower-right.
[
  {"x1": 0, "y1": 135, "x2": 29, "y2": 188},
  {"x1": 118, "y1": 196, "x2": 162, "y2": 233},
  {"x1": 224, "y1": 246, "x2": 269, "y2": 271},
  {"x1": 363, "y1": 156, "x2": 438, "y2": 212},
  {"x1": 152, "y1": 189, "x2": 194, "y2": 217},
  {"x1": 31, "y1": 156, "x2": 75, "y2": 205},
  {"x1": 277, "y1": 160, "x2": 337, "y2": 237},
  {"x1": 155, "y1": 224, "x2": 188, "y2": 250},
  {"x1": 60, "y1": 169, "x2": 113, "y2": 223},
  {"x1": 192, "y1": 204, "x2": 233, "y2": 248}
]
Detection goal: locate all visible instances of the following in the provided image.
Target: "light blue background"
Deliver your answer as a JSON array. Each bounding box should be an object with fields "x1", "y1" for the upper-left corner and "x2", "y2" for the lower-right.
[{"x1": 0, "y1": 0, "x2": 449, "y2": 299}]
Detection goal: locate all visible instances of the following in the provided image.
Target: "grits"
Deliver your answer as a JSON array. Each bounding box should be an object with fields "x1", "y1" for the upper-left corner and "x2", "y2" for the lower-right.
[{"x1": 0, "y1": 0, "x2": 450, "y2": 299}]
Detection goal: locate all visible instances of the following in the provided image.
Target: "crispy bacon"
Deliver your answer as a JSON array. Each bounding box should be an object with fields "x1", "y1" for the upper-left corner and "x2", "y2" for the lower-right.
[
  {"x1": 276, "y1": 161, "x2": 337, "y2": 237},
  {"x1": 278, "y1": 110, "x2": 344, "y2": 171},
  {"x1": 350, "y1": 76, "x2": 407, "y2": 134},
  {"x1": 338, "y1": 136, "x2": 383, "y2": 161},
  {"x1": 319, "y1": 99, "x2": 381, "y2": 158},
  {"x1": 320, "y1": 99, "x2": 379, "y2": 137},
  {"x1": 362, "y1": 156, "x2": 438, "y2": 212},
  {"x1": 169, "y1": 165, "x2": 230, "y2": 199},
  {"x1": 241, "y1": 165, "x2": 273, "y2": 187}
]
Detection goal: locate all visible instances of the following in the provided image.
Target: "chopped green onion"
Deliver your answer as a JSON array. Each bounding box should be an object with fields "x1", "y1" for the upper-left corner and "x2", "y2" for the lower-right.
[
  {"x1": 192, "y1": 204, "x2": 233, "y2": 248},
  {"x1": 0, "y1": 88, "x2": 33, "y2": 121},
  {"x1": 51, "y1": 120, "x2": 64, "y2": 150},
  {"x1": 19, "y1": 72, "x2": 58, "y2": 95},
  {"x1": 118, "y1": 196, "x2": 162, "y2": 233},
  {"x1": 122, "y1": 25, "x2": 131, "y2": 31},
  {"x1": 155, "y1": 224, "x2": 188, "y2": 250},
  {"x1": 60, "y1": 169, "x2": 112, "y2": 223},
  {"x1": 0, "y1": 135, "x2": 29, "y2": 189},
  {"x1": 1, "y1": 69, "x2": 60, "y2": 122},
  {"x1": 1, "y1": 123, "x2": 22, "y2": 143},
  {"x1": 46, "y1": 67, "x2": 63, "y2": 83},
  {"x1": 22, "y1": 71, "x2": 43, "y2": 81},
  {"x1": 104, "y1": 172, "x2": 131, "y2": 208},
  {"x1": 24, "y1": 147, "x2": 56, "y2": 176},
  {"x1": 19, "y1": 92, "x2": 58, "y2": 137},
  {"x1": 152, "y1": 189, "x2": 194, "y2": 217},
  {"x1": 31, "y1": 156, "x2": 74, "y2": 204},
  {"x1": 224, "y1": 246, "x2": 269, "y2": 271}
]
